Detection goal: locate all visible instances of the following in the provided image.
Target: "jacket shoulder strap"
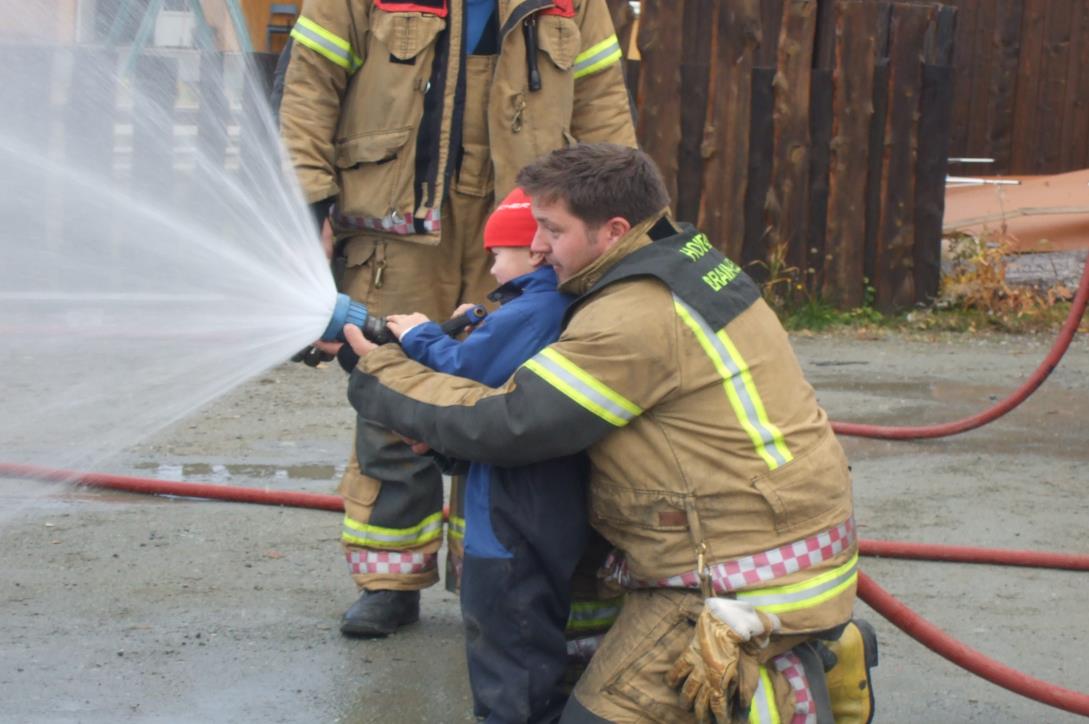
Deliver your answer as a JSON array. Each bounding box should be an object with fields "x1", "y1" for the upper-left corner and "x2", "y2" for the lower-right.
[{"x1": 586, "y1": 220, "x2": 762, "y2": 329}]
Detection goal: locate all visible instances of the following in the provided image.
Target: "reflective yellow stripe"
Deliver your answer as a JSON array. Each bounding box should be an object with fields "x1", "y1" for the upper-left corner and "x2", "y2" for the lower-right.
[
  {"x1": 573, "y1": 34, "x2": 623, "y2": 79},
  {"x1": 737, "y1": 552, "x2": 859, "y2": 615},
  {"x1": 341, "y1": 511, "x2": 444, "y2": 548},
  {"x1": 291, "y1": 17, "x2": 362, "y2": 72},
  {"x1": 748, "y1": 666, "x2": 781, "y2": 724},
  {"x1": 674, "y1": 297, "x2": 792, "y2": 470},
  {"x1": 448, "y1": 515, "x2": 465, "y2": 542},
  {"x1": 566, "y1": 598, "x2": 622, "y2": 632},
  {"x1": 523, "y1": 347, "x2": 642, "y2": 427}
]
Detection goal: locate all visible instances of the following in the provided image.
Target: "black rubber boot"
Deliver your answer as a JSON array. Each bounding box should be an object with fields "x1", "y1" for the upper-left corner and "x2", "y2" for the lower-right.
[{"x1": 340, "y1": 589, "x2": 421, "y2": 638}]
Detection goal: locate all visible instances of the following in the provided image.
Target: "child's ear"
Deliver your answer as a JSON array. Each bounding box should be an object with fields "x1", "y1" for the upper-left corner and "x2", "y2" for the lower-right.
[{"x1": 529, "y1": 250, "x2": 548, "y2": 267}]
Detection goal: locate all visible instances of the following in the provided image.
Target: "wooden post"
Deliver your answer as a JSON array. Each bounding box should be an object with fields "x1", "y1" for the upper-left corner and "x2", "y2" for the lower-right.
[
  {"x1": 986, "y1": 0, "x2": 1026, "y2": 174},
  {"x1": 1037, "y1": 0, "x2": 1074, "y2": 172},
  {"x1": 806, "y1": 0, "x2": 838, "y2": 298},
  {"x1": 635, "y1": 0, "x2": 685, "y2": 207},
  {"x1": 675, "y1": 0, "x2": 714, "y2": 224},
  {"x1": 874, "y1": 3, "x2": 933, "y2": 312},
  {"x1": 697, "y1": 0, "x2": 760, "y2": 259},
  {"x1": 864, "y1": 3, "x2": 892, "y2": 295},
  {"x1": 1067, "y1": 0, "x2": 1089, "y2": 168},
  {"x1": 764, "y1": 0, "x2": 817, "y2": 281},
  {"x1": 198, "y1": 51, "x2": 230, "y2": 171},
  {"x1": 1010, "y1": 0, "x2": 1047, "y2": 172},
  {"x1": 823, "y1": 1, "x2": 879, "y2": 308},
  {"x1": 915, "y1": 5, "x2": 958, "y2": 306}
]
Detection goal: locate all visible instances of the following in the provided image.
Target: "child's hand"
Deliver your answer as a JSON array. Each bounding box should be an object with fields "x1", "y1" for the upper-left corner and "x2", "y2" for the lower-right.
[
  {"x1": 386, "y1": 312, "x2": 430, "y2": 340},
  {"x1": 451, "y1": 303, "x2": 477, "y2": 318}
]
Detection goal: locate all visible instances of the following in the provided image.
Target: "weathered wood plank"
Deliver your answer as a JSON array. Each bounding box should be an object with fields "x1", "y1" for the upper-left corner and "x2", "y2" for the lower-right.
[
  {"x1": 948, "y1": 0, "x2": 979, "y2": 160},
  {"x1": 1010, "y1": 0, "x2": 1047, "y2": 172},
  {"x1": 916, "y1": 6, "x2": 958, "y2": 306},
  {"x1": 864, "y1": 3, "x2": 892, "y2": 291},
  {"x1": 676, "y1": 0, "x2": 714, "y2": 223},
  {"x1": 1037, "y1": 0, "x2": 1074, "y2": 172},
  {"x1": 966, "y1": 0, "x2": 997, "y2": 158},
  {"x1": 634, "y1": 0, "x2": 685, "y2": 207},
  {"x1": 824, "y1": 0, "x2": 878, "y2": 308},
  {"x1": 986, "y1": 0, "x2": 1025, "y2": 173},
  {"x1": 743, "y1": 67, "x2": 777, "y2": 279},
  {"x1": 874, "y1": 3, "x2": 933, "y2": 312},
  {"x1": 697, "y1": 0, "x2": 760, "y2": 259},
  {"x1": 765, "y1": 0, "x2": 817, "y2": 277},
  {"x1": 1066, "y1": 0, "x2": 1089, "y2": 166}
]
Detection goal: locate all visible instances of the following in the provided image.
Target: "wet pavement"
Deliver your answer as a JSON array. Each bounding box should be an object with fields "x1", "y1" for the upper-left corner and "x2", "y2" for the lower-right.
[{"x1": 2, "y1": 332, "x2": 1087, "y2": 723}]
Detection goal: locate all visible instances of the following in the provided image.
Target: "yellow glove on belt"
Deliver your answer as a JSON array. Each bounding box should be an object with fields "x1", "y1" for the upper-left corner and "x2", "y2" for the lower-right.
[{"x1": 666, "y1": 599, "x2": 780, "y2": 724}]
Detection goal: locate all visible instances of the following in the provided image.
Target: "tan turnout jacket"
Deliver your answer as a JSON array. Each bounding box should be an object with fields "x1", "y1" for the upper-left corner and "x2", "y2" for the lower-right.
[
  {"x1": 280, "y1": 0, "x2": 635, "y2": 242},
  {"x1": 349, "y1": 213, "x2": 857, "y2": 634}
]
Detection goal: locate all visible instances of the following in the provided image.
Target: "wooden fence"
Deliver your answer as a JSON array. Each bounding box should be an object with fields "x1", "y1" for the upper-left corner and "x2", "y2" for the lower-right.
[
  {"x1": 609, "y1": 0, "x2": 958, "y2": 311},
  {"x1": 944, "y1": 0, "x2": 1089, "y2": 175}
]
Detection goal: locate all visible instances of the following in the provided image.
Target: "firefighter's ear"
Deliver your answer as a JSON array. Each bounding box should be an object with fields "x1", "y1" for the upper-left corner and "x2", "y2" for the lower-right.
[{"x1": 599, "y1": 216, "x2": 631, "y2": 248}]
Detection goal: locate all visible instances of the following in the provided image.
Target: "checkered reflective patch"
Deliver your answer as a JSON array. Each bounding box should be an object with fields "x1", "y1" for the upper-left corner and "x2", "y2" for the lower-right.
[
  {"x1": 772, "y1": 650, "x2": 817, "y2": 724},
  {"x1": 566, "y1": 634, "x2": 604, "y2": 663},
  {"x1": 604, "y1": 517, "x2": 856, "y2": 594},
  {"x1": 346, "y1": 550, "x2": 438, "y2": 575}
]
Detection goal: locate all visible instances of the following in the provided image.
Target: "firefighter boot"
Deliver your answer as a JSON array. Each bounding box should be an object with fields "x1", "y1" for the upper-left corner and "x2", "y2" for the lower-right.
[
  {"x1": 824, "y1": 619, "x2": 878, "y2": 723},
  {"x1": 340, "y1": 589, "x2": 421, "y2": 637}
]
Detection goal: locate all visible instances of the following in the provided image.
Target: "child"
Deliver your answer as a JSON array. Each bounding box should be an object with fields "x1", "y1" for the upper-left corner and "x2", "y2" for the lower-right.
[{"x1": 384, "y1": 187, "x2": 590, "y2": 724}]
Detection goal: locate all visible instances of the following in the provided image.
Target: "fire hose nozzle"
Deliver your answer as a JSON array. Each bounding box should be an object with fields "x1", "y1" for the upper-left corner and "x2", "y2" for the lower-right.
[{"x1": 321, "y1": 293, "x2": 395, "y2": 344}]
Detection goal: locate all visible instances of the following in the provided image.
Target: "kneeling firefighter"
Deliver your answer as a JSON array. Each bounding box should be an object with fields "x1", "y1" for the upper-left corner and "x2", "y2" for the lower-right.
[{"x1": 344, "y1": 143, "x2": 877, "y2": 722}]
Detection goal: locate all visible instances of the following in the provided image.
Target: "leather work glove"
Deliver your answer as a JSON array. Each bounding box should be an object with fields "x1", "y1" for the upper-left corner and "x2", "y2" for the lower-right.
[{"x1": 666, "y1": 599, "x2": 780, "y2": 724}]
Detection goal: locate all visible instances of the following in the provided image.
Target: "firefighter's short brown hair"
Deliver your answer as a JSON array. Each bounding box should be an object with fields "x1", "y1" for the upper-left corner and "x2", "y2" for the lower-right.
[{"x1": 516, "y1": 143, "x2": 670, "y2": 229}]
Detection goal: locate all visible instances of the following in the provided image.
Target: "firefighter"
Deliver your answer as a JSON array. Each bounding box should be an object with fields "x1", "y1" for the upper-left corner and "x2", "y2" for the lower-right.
[
  {"x1": 279, "y1": 1, "x2": 636, "y2": 635},
  {"x1": 342, "y1": 144, "x2": 876, "y2": 722}
]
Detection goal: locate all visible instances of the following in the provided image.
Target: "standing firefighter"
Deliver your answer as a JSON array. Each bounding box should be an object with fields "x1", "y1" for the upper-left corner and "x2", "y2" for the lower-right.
[
  {"x1": 343, "y1": 144, "x2": 877, "y2": 723},
  {"x1": 279, "y1": 0, "x2": 636, "y2": 635}
]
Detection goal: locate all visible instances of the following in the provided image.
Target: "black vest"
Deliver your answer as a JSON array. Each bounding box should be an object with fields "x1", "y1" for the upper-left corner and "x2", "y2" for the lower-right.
[{"x1": 566, "y1": 217, "x2": 762, "y2": 330}]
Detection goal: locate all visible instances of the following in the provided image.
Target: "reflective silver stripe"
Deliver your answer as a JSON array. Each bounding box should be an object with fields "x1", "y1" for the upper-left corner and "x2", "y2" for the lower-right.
[
  {"x1": 736, "y1": 553, "x2": 859, "y2": 613},
  {"x1": 673, "y1": 296, "x2": 790, "y2": 468},
  {"x1": 290, "y1": 19, "x2": 359, "y2": 71},
  {"x1": 341, "y1": 512, "x2": 444, "y2": 547},
  {"x1": 748, "y1": 666, "x2": 780, "y2": 723},
  {"x1": 573, "y1": 35, "x2": 622, "y2": 78},
  {"x1": 524, "y1": 349, "x2": 640, "y2": 426}
]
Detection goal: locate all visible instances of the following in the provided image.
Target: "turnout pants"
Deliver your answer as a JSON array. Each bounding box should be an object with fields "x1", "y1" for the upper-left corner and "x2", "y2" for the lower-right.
[
  {"x1": 336, "y1": 57, "x2": 498, "y2": 591},
  {"x1": 561, "y1": 589, "x2": 829, "y2": 724}
]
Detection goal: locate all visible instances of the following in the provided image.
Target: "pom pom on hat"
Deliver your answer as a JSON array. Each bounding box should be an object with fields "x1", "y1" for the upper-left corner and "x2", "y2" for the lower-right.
[{"x1": 483, "y1": 187, "x2": 537, "y2": 249}]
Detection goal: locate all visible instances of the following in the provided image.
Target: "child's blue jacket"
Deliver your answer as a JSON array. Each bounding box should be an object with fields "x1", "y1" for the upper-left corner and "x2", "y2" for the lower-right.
[{"x1": 400, "y1": 266, "x2": 581, "y2": 558}]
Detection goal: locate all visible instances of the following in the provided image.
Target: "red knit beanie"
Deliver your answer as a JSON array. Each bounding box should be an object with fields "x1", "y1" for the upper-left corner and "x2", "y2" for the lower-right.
[{"x1": 483, "y1": 187, "x2": 537, "y2": 249}]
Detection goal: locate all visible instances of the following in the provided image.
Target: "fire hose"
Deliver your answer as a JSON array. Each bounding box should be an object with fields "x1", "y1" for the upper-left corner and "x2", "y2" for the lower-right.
[
  {"x1": 831, "y1": 249, "x2": 1089, "y2": 440},
  {"x1": 2, "y1": 462, "x2": 1088, "y2": 716}
]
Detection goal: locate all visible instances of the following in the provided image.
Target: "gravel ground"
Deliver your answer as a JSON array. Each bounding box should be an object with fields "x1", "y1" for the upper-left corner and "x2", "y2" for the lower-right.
[{"x1": 1, "y1": 329, "x2": 1087, "y2": 723}]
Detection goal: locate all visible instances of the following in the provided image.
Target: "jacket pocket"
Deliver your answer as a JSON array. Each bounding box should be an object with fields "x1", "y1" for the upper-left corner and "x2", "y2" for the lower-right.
[
  {"x1": 333, "y1": 128, "x2": 415, "y2": 224},
  {"x1": 590, "y1": 483, "x2": 690, "y2": 532},
  {"x1": 750, "y1": 429, "x2": 852, "y2": 535},
  {"x1": 370, "y1": 9, "x2": 446, "y2": 62},
  {"x1": 536, "y1": 15, "x2": 580, "y2": 71}
]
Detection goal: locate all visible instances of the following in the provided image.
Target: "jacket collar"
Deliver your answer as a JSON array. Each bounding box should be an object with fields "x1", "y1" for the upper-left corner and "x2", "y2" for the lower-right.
[
  {"x1": 488, "y1": 265, "x2": 560, "y2": 304},
  {"x1": 498, "y1": 0, "x2": 552, "y2": 39},
  {"x1": 558, "y1": 208, "x2": 673, "y2": 297}
]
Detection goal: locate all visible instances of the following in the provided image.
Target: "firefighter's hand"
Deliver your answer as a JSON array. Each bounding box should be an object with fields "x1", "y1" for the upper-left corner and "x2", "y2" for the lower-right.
[
  {"x1": 312, "y1": 339, "x2": 342, "y2": 356},
  {"x1": 386, "y1": 313, "x2": 430, "y2": 340},
  {"x1": 397, "y1": 433, "x2": 432, "y2": 455},
  {"x1": 320, "y1": 218, "x2": 334, "y2": 260},
  {"x1": 343, "y1": 324, "x2": 377, "y2": 357}
]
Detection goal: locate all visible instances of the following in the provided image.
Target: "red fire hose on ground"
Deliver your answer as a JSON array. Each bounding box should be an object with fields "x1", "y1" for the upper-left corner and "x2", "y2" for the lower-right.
[
  {"x1": 3, "y1": 462, "x2": 1088, "y2": 716},
  {"x1": 830, "y1": 249, "x2": 1089, "y2": 440}
]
